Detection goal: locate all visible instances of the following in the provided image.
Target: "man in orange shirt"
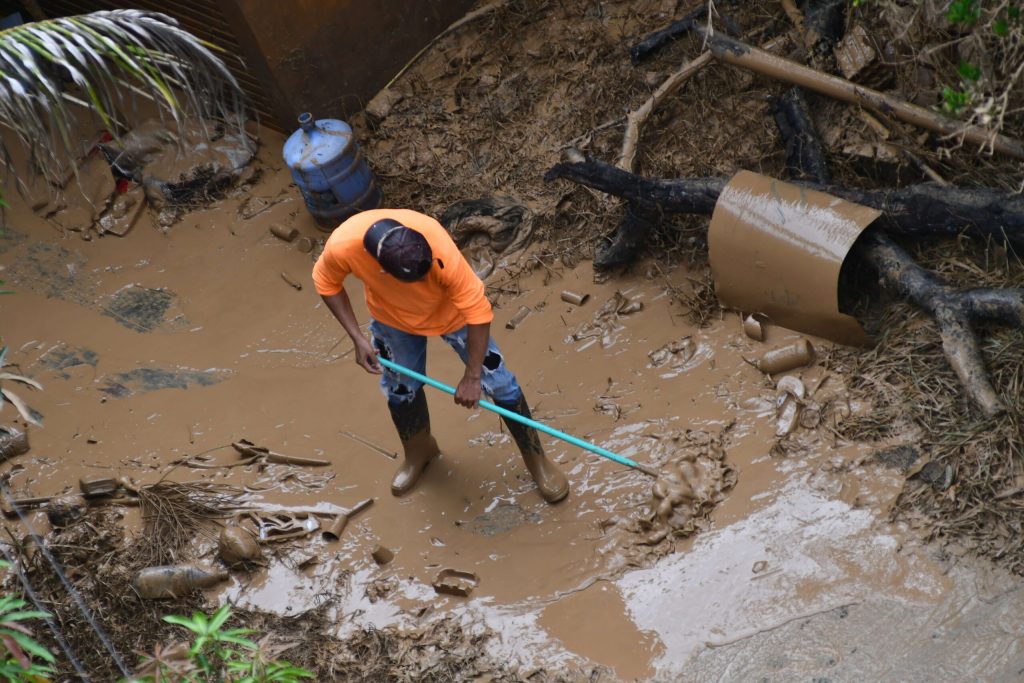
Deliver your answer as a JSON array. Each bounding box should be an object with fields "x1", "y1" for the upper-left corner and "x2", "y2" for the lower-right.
[{"x1": 313, "y1": 208, "x2": 569, "y2": 503}]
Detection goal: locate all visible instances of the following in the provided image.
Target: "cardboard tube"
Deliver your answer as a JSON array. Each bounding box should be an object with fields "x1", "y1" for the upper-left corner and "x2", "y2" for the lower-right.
[
  {"x1": 322, "y1": 515, "x2": 349, "y2": 541},
  {"x1": 321, "y1": 498, "x2": 374, "y2": 541},
  {"x1": 505, "y1": 306, "x2": 531, "y2": 330},
  {"x1": 270, "y1": 223, "x2": 298, "y2": 242},
  {"x1": 758, "y1": 339, "x2": 815, "y2": 374},
  {"x1": 371, "y1": 544, "x2": 394, "y2": 565},
  {"x1": 743, "y1": 315, "x2": 765, "y2": 341},
  {"x1": 561, "y1": 290, "x2": 590, "y2": 306}
]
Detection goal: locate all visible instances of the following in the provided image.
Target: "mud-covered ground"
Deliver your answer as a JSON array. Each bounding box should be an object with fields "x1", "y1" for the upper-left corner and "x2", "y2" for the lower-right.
[{"x1": 2, "y1": 0, "x2": 1023, "y2": 680}]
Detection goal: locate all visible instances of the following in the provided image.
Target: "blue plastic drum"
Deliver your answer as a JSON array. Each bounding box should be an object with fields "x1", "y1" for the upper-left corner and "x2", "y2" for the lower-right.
[{"x1": 282, "y1": 112, "x2": 382, "y2": 230}]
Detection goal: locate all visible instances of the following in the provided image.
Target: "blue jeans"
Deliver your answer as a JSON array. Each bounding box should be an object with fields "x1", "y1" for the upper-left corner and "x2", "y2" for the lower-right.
[{"x1": 369, "y1": 320, "x2": 523, "y2": 407}]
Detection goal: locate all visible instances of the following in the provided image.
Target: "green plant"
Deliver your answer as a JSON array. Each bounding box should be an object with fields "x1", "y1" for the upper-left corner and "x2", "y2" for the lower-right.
[
  {"x1": 0, "y1": 10, "x2": 245, "y2": 191},
  {"x1": 0, "y1": 563, "x2": 56, "y2": 681},
  {"x1": 130, "y1": 605, "x2": 312, "y2": 683},
  {"x1": 947, "y1": 0, "x2": 981, "y2": 25},
  {"x1": 942, "y1": 85, "x2": 973, "y2": 114},
  {"x1": 0, "y1": 281, "x2": 12, "y2": 295},
  {"x1": 0, "y1": 347, "x2": 44, "y2": 427}
]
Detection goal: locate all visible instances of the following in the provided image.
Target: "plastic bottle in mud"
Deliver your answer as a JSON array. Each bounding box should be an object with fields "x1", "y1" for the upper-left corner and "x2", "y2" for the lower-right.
[{"x1": 133, "y1": 565, "x2": 229, "y2": 599}]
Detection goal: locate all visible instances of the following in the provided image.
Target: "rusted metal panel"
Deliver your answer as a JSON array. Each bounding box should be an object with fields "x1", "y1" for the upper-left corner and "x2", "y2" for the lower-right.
[{"x1": 219, "y1": 0, "x2": 479, "y2": 128}]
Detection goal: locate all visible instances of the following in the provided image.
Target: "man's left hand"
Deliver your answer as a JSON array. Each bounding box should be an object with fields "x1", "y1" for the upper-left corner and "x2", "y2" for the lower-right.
[{"x1": 455, "y1": 373, "x2": 482, "y2": 408}]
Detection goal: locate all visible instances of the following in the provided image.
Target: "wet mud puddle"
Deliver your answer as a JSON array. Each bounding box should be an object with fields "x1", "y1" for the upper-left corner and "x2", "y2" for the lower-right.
[{"x1": 0, "y1": 131, "x2": 1003, "y2": 681}]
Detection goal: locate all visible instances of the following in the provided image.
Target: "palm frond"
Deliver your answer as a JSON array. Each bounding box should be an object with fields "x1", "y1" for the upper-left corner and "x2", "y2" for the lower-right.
[{"x1": 0, "y1": 9, "x2": 248, "y2": 189}]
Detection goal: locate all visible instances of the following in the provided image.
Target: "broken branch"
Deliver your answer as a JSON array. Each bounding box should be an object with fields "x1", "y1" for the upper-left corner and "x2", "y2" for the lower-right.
[
  {"x1": 544, "y1": 158, "x2": 1024, "y2": 245},
  {"x1": 702, "y1": 32, "x2": 1024, "y2": 160}
]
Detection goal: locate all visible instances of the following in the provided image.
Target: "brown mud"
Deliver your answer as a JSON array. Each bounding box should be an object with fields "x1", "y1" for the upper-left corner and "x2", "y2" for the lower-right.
[{"x1": 2, "y1": 0, "x2": 1023, "y2": 680}]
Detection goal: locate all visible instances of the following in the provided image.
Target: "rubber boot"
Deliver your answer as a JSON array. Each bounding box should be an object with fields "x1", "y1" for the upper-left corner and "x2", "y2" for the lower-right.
[
  {"x1": 496, "y1": 393, "x2": 570, "y2": 503},
  {"x1": 388, "y1": 389, "x2": 439, "y2": 496}
]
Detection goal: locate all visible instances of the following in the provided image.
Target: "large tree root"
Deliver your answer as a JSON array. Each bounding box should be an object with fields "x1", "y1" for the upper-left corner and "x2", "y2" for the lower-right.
[
  {"x1": 858, "y1": 233, "x2": 1021, "y2": 416},
  {"x1": 544, "y1": 159, "x2": 1024, "y2": 245}
]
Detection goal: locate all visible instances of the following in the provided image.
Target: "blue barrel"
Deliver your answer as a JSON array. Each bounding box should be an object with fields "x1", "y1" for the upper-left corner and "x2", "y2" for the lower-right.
[{"x1": 282, "y1": 112, "x2": 382, "y2": 230}]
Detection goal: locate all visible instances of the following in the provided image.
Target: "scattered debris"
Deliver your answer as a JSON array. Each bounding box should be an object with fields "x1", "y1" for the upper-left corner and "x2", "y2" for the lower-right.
[
  {"x1": 432, "y1": 569, "x2": 479, "y2": 597},
  {"x1": 834, "y1": 23, "x2": 877, "y2": 80},
  {"x1": 231, "y1": 439, "x2": 331, "y2": 467},
  {"x1": 218, "y1": 524, "x2": 262, "y2": 565},
  {"x1": 743, "y1": 314, "x2": 765, "y2": 341},
  {"x1": 648, "y1": 337, "x2": 695, "y2": 369},
  {"x1": 280, "y1": 272, "x2": 303, "y2": 291},
  {"x1": 79, "y1": 476, "x2": 118, "y2": 498},
  {"x1": 241, "y1": 511, "x2": 320, "y2": 543},
  {"x1": 0, "y1": 426, "x2": 29, "y2": 463},
  {"x1": 321, "y1": 498, "x2": 374, "y2": 541},
  {"x1": 270, "y1": 223, "x2": 299, "y2": 242},
  {"x1": 560, "y1": 290, "x2": 589, "y2": 306},
  {"x1": 101, "y1": 119, "x2": 256, "y2": 221},
  {"x1": 371, "y1": 544, "x2": 394, "y2": 566},
  {"x1": 775, "y1": 376, "x2": 806, "y2": 437},
  {"x1": 757, "y1": 339, "x2": 816, "y2": 375},
  {"x1": 132, "y1": 565, "x2": 229, "y2": 599},
  {"x1": 441, "y1": 197, "x2": 535, "y2": 279},
  {"x1": 46, "y1": 494, "x2": 86, "y2": 527},
  {"x1": 97, "y1": 185, "x2": 145, "y2": 237},
  {"x1": 505, "y1": 305, "x2": 531, "y2": 330}
]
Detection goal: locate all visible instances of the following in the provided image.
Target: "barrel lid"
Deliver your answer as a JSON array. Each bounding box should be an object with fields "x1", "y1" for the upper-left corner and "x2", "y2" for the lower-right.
[{"x1": 282, "y1": 115, "x2": 354, "y2": 172}]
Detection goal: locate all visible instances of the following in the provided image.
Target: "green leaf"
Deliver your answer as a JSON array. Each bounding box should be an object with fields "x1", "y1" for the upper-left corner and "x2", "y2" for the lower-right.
[
  {"x1": 214, "y1": 633, "x2": 259, "y2": 650},
  {"x1": 207, "y1": 604, "x2": 231, "y2": 632},
  {"x1": 162, "y1": 614, "x2": 204, "y2": 635},
  {"x1": 3, "y1": 629, "x2": 56, "y2": 663},
  {"x1": 994, "y1": 18, "x2": 1009, "y2": 36},
  {"x1": 957, "y1": 60, "x2": 980, "y2": 81}
]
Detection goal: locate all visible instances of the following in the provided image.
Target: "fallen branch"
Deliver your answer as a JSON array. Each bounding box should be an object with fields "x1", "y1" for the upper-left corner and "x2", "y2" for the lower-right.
[
  {"x1": 702, "y1": 32, "x2": 1024, "y2": 160},
  {"x1": 381, "y1": 0, "x2": 508, "y2": 93},
  {"x1": 619, "y1": 51, "x2": 713, "y2": 171},
  {"x1": 858, "y1": 233, "x2": 1019, "y2": 416},
  {"x1": 544, "y1": 158, "x2": 1024, "y2": 245}
]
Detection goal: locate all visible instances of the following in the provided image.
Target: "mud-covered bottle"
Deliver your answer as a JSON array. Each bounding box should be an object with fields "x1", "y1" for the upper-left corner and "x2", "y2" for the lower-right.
[{"x1": 133, "y1": 565, "x2": 228, "y2": 599}]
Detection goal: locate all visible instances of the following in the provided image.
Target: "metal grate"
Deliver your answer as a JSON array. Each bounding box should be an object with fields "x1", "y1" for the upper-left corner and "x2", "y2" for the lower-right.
[{"x1": 39, "y1": 0, "x2": 282, "y2": 131}]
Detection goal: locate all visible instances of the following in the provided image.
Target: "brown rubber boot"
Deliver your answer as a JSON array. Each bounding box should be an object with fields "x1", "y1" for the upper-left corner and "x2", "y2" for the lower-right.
[
  {"x1": 496, "y1": 393, "x2": 569, "y2": 503},
  {"x1": 387, "y1": 389, "x2": 439, "y2": 496}
]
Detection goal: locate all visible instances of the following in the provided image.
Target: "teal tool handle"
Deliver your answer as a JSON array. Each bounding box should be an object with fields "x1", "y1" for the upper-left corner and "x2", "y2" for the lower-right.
[{"x1": 377, "y1": 356, "x2": 657, "y2": 477}]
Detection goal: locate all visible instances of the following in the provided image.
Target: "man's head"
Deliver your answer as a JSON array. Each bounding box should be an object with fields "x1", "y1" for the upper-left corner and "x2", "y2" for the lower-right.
[{"x1": 363, "y1": 218, "x2": 433, "y2": 282}]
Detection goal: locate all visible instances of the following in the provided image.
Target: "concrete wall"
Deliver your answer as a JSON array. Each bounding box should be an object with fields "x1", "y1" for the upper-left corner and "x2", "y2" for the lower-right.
[{"x1": 219, "y1": 0, "x2": 477, "y2": 130}]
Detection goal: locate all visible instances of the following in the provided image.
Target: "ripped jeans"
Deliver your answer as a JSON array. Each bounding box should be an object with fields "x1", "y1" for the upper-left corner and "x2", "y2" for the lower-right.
[{"x1": 369, "y1": 320, "x2": 523, "y2": 407}]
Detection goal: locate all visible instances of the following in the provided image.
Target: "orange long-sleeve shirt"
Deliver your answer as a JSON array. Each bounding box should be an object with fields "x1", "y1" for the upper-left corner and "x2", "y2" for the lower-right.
[{"x1": 312, "y1": 209, "x2": 494, "y2": 336}]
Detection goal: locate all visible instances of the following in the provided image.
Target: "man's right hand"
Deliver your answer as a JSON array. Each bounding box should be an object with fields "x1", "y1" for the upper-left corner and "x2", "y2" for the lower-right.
[{"x1": 355, "y1": 337, "x2": 383, "y2": 374}]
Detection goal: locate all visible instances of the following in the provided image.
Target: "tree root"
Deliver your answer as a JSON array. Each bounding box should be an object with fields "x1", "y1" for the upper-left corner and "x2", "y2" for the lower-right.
[
  {"x1": 858, "y1": 233, "x2": 1019, "y2": 416},
  {"x1": 544, "y1": 158, "x2": 1024, "y2": 246}
]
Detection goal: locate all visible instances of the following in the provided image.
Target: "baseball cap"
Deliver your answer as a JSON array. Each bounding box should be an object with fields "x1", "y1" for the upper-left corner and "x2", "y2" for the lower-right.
[{"x1": 363, "y1": 218, "x2": 433, "y2": 282}]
